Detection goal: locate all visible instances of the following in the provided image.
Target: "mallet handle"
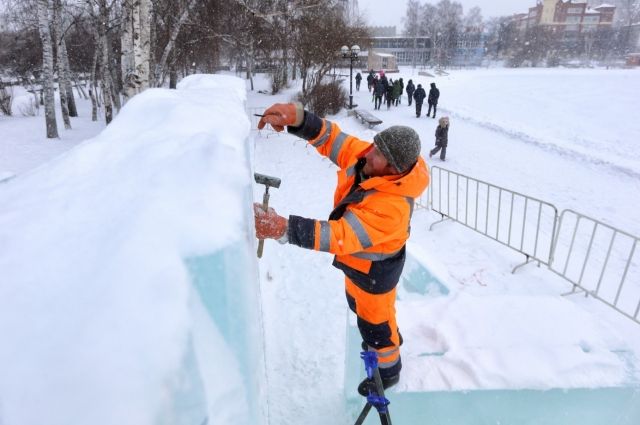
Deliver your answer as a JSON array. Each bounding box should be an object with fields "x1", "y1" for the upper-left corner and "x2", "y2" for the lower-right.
[{"x1": 256, "y1": 189, "x2": 270, "y2": 258}]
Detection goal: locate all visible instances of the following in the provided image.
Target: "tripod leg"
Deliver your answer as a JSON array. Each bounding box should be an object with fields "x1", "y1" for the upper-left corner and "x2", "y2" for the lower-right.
[
  {"x1": 354, "y1": 403, "x2": 372, "y2": 425},
  {"x1": 372, "y1": 369, "x2": 392, "y2": 425}
]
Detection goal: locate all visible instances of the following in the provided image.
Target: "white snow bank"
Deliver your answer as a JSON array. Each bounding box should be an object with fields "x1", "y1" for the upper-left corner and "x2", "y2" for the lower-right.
[
  {"x1": 398, "y1": 291, "x2": 637, "y2": 392},
  {"x1": 0, "y1": 75, "x2": 256, "y2": 425}
]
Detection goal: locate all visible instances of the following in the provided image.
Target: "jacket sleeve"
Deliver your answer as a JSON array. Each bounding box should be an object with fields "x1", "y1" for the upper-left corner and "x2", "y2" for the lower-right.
[
  {"x1": 288, "y1": 110, "x2": 370, "y2": 170},
  {"x1": 287, "y1": 196, "x2": 408, "y2": 255}
]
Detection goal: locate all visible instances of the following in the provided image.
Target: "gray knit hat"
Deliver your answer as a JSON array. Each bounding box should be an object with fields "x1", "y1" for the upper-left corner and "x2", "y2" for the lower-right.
[{"x1": 373, "y1": 125, "x2": 421, "y2": 173}]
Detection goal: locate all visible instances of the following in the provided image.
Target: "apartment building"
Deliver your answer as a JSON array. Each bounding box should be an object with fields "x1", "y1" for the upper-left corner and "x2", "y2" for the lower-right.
[{"x1": 514, "y1": 1, "x2": 616, "y2": 34}]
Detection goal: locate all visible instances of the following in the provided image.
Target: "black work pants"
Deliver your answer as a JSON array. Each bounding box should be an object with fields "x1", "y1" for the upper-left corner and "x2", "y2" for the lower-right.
[
  {"x1": 415, "y1": 102, "x2": 423, "y2": 117},
  {"x1": 427, "y1": 102, "x2": 437, "y2": 118}
]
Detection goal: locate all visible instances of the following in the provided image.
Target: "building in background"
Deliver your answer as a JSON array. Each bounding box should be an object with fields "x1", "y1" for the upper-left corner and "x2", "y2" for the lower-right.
[
  {"x1": 450, "y1": 29, "x2": 486, "y2": 67},
  {"x1": 513, "y1": 1, "x2": 616, "y2": 39},
  {"x1": 365, "y1": 26, "x2": 486, "y2": 68},
  {"x1": 506, "y1": 1, "x2": 619, "y2": 63},
  {"x1": 365, "y1": 26, "x2": 432, "y2": 69}
]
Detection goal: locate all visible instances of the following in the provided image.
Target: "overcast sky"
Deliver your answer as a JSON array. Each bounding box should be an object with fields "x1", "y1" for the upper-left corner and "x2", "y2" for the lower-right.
[{"x1": 360, "y1": 0, "x2": 535, "y2": 28}]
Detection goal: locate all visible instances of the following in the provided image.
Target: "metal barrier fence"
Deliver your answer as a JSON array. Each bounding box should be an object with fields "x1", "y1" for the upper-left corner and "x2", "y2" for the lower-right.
[
  {"x1": 423, "y1": 166, "x2": 640, "y2": 326},
  {"x1": 427, "y1": 166, "x2": 559, "y2": 272},
  {"x1": 550, "y1": 210, "x2": 640, "y2": 324}
]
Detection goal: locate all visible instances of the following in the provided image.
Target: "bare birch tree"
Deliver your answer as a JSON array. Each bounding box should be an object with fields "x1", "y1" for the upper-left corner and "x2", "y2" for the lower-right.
[
  {"x1": 90, "y1": 0, "x2": 113, "y2": 123},
  {"x1": 120, "y1": 0, "x2": 135, "y2": 101},
  {"x1": 56, "y1": 0, "x2": 78, "y2": 117},
  {"x1": 53, "y1": 0, "x2": 71, "y2": 129},
  {"x1": 120, "y1": 0, "x2": 150, "y2": 99},
  {"x1": 36, "y1": 0, "x2": 59, "y2": 138},
  {"x1": 89, "y1": 33, "x2": 99, "y2": 121},
  {"x1": 153, "y1": 0, "x2": 198, "y2": 87},
  {"x1": 61, "y1": 33, "x2": 78, "y2": 116},
  {"x1": 132, "y1": 0, "x2": 151, "y2": 90}
]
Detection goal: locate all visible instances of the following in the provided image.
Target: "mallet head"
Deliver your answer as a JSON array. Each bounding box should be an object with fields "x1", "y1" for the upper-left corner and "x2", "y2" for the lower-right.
[{"x1": 254, "y1": 173, "x2": 281, "y2": 189}]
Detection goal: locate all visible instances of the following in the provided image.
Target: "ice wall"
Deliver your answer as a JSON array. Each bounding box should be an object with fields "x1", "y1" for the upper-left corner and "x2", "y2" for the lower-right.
[
  {"x1": 0, "y1": 75, "x2": 266, "y2": 425},
  {"x1": 345, "y1": 244, "x2": 640, "y2": 424}
]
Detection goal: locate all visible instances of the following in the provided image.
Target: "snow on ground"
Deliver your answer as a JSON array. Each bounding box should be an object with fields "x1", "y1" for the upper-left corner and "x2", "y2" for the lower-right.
[
  {"x1": 0, "y1": 86, "x2": 106, "y2": 178},
  {"x1": 1, "y1": 67, "x2": 639, "y2": 425},
  {"x1": 248, "y1": 67, "x2": 640, "y2": 423}
]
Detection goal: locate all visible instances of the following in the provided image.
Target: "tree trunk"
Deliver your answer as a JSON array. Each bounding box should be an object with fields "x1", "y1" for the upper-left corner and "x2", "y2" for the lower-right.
[
  {"x1": 246, "y1": 46, "x2": 254, "y2": 91},
  {"x1": 72, "y1": 73, "x2": 88, "y2": 100},
  {"x1": 120, "y1": 0, "x2": 136, "y2": 103},
  {"x1": 89, "y1": 36, "x2": 99, "y2": 121},
  {"x1": 109, "y1": 68, "x2": 121, "y2": 111},
  {"x1": 57, "y1": 2, "x2": 77, "y2": 117},
  {"x1": 107, "y1": 32, "x2": 122, "y2": 113},
  {"x1": 36, "y1": 0, "x2": 59, "y2": 138},
  {"x1": 149, "y1": 4, "x2": 156, "y2": 85},
  {"x1": 61, "y1": 38, "x2": 78, "y2": 116},
  {"x1": 281, "y1": 10, "x2": 289, "y2": 87},
  {"x1": 53, "y1": 0, "x2": 71, "y2": 129},
  {"x1": 98, "y1": 0, "x2": 113, "y2": 124},
  {"x1": 154, "y1": 0, "x2": 198, "y2": 86},
  {"x1": 169, "y1": 64, "x2": 178, "y2": 89},
  {"x1": 132, "y1": 0, "x2": 151, "y2": 90}
]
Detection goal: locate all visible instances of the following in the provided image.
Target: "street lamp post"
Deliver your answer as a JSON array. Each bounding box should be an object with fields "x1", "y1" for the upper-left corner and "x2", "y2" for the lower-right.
[{"x1": 341, "y1": 44, "x2": 360, "y2": 109}]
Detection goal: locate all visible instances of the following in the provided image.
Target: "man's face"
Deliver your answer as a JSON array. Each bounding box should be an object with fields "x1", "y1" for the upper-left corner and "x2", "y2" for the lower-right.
[{"x1": 363, "y1": 146, "x2": 397, "y2": 177}]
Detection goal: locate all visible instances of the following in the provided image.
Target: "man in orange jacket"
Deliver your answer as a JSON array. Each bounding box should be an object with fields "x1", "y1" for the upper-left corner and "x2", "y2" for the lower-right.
[{"x1": 254, "y1": 103, "x2": 429, "y2": 396}]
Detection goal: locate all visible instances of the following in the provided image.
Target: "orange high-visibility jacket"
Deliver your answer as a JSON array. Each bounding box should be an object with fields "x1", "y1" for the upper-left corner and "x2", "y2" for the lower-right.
[{"x1": 287, "y1": 111, "x2": 430, "y2": 293}]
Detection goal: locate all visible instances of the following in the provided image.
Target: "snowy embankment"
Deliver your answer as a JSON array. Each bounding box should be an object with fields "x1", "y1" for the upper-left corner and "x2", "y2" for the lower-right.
[{"x1": 0, "y1": 75, "x2": 259, "y2": 425}]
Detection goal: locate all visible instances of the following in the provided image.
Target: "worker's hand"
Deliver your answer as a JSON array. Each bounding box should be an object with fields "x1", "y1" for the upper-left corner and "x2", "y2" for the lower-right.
[
  {"x1": 257, "y1": 102, "x2": 304, "y2": 132},
  {"x1": 254, "y1": 203, "x2": 288, "y2": 240}
]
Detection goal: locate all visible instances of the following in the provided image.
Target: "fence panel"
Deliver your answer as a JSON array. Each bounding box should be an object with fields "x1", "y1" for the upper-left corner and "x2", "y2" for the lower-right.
[
  {"x1": 550, "y1": 210, "x2": 640, "y2": 324},
  {"x1": 427, "y1": 167, "x2": 558, "y2": 269}
]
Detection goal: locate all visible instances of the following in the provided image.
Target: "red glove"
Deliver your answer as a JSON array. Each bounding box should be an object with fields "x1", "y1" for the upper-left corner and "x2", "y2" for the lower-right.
[
  {"x1": 254, "y1": 203, "x2": 288, "y2": 240},
  {"x1": 257, "y1": 102, "x2": 304, "y2": 132}
]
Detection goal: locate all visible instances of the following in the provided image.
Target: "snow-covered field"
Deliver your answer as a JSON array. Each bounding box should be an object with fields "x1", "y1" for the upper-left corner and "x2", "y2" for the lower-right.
[
  {"x1": 1, "y1": 67, "x2": 639, "y2": 424},
  {"x1": 0, "y1": 86, "x2": 105, "y2": 178}
]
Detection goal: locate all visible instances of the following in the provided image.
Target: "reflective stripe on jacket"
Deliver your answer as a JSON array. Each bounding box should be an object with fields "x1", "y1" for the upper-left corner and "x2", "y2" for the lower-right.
[{"x1": 287, "y1": 111, "x2": 430, "y2": 292}]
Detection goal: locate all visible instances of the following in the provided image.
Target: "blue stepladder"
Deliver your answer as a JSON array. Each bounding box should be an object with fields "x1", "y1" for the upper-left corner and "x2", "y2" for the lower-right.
[{"x1": 354, "y1": 351, "x2": 393, "y2": 425}]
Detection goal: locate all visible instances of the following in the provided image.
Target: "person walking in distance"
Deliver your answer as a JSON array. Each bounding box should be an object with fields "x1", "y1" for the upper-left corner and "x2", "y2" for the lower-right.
[
  {"x1": 366, "y1": 70, "x2": 375, "y2": 92},
  {"x1": 405, "y1": 79, "x2": 415, "y2": 106},
  {"x1": 355, "y1": 72, "x2": 362, "y2": 91},
  {"x1": 413, "y1": 83, "x2": 426, "y2": 118},
  {"x1": 392, "y1": 79, "x2": 402, "y2": 107},
  {"x1": 429, "y1": 116, "x2": 450, "y2": 160},
  {"x1": 385, "y1": 78, "x2": 395, "y2": 110},
  {"x1": 374, "y1": 77, "x2": 384, "y2": 110},
  {"x1": 255, "y1": 102, "x2": 430, "y2": 396},
  {"x1": 427, "y1": 82, "x2": 440, "y2": 118}
]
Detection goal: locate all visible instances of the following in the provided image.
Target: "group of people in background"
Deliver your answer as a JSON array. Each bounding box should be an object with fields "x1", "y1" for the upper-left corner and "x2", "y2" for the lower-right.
[
  {"x1": 366, "y1": 70, "x2": 407, "y2": 111},
  {"x1": 364, "y1": 70, "x2": 440, "y2": 119},
  {"x1": 362, "y1": 69, "x2": 449, "y2": 160},
  {"x1": 412, "y1": 82, "x2": 439, "y2": 119}
]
